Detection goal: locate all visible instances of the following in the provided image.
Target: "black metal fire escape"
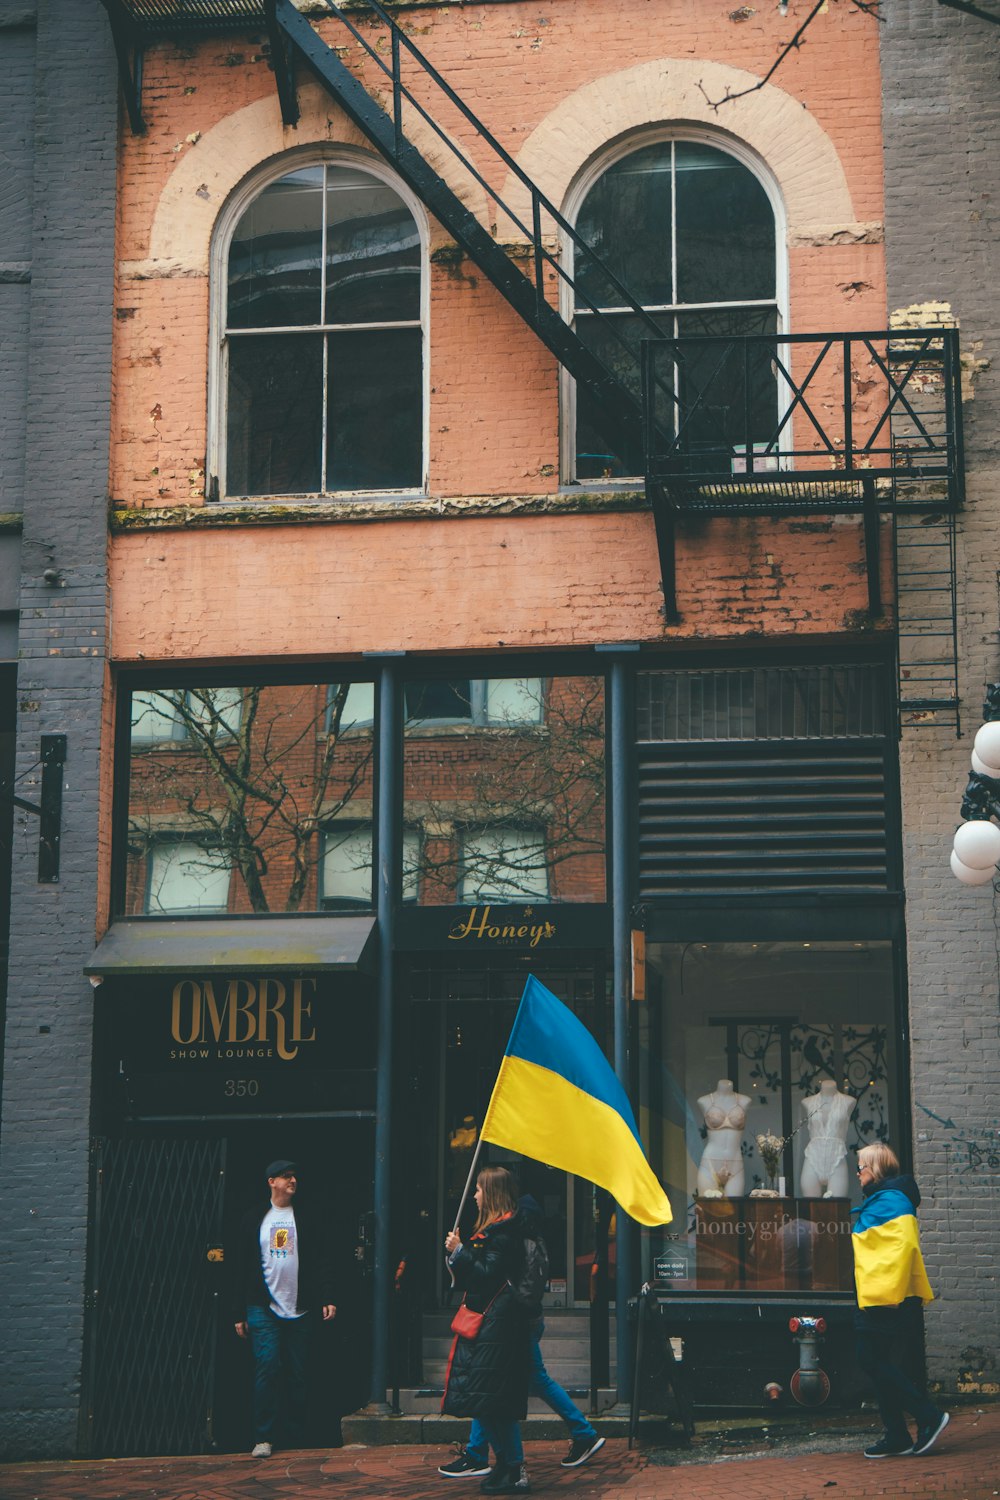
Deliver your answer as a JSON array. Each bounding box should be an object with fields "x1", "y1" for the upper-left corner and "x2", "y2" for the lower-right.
[
  {"x1": 102, "y1": 1, "x2": 966, "y2": 732},
  {"x1": 100, "y1": 0, "x2": 671, "y2": 507}
]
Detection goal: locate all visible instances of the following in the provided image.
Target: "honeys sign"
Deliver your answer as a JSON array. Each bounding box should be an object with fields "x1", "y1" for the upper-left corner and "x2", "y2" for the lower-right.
[
  {"x1": 397, "y1": 902, "x2": 611, "y2": 952},
  {"x1": 108, "y1": 971, "x2": 375, "y2": 1119}
]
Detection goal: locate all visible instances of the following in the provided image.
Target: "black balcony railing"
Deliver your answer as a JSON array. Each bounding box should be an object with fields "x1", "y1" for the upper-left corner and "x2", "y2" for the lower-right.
[{"x1": 641, "y1": 328, "x2": 964, "y2": 513}]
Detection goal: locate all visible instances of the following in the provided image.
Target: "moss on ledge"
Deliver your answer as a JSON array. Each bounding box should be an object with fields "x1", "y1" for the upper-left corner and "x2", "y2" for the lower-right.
[{"x1": 109, "y1": 489, "x2": 648, "y2": 533}]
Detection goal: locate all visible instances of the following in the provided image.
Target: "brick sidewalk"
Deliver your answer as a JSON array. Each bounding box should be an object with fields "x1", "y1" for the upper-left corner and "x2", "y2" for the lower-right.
[{"x1": 2, "y1": 1409, "x2": 998, "y2": 1500}]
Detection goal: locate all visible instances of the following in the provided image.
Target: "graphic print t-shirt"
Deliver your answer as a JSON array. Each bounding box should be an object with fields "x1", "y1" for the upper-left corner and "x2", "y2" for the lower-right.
[{"x1": 259, "y1": 1204, "x2": 304, "y2": 1319}]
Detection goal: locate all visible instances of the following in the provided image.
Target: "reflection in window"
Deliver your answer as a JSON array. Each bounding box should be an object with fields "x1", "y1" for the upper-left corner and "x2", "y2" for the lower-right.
[
  {"x1": 573, "y1": 139, "x2": 778, "y2": 478},
  {"x1": 460, "y1": 826, "x2": 549, "y2": 901},
  {"x1": 225, "y1": 163, "x2": 423, "y2": 497},
  {"x1": 403, "y1": 675, "x2": 605, "y2": 904},
  {"x1": 126, "y1": 682, "x2": 374, "y2": 915},
  {"x1": 146, "y1": 841, "x2": 232, "y2": 913},
  {"x1": 320, "y1": 823, "x2": 421, "y2": 908},
  {"x1": 131, "y1": 688, "x2": 243, "y2": 745}
]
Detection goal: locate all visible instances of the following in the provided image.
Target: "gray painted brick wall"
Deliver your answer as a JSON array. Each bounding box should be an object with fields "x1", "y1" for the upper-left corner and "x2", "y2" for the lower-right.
[
  {"x1": 0, "y1": 0, "x2": 117, "y2": 1460},
  {"x1": 882, "y1": 0, "x2": 1000, "y2": 1394}
]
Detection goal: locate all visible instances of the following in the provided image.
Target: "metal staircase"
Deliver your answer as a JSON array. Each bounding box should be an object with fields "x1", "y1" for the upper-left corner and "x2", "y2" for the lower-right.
[{"x1": 892, "y1": 506, "x2": 960, "y2": 734}]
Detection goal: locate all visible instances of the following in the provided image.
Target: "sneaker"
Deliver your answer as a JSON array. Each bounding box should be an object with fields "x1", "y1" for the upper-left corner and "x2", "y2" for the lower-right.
[
  {"x1": 864, "y1": 1433, "x2": 914, "y2": 1458},
  {"x1": 439, "y1": 1448, "x2": 491, "y2": 1478},
  {"x1": 561, "y1": 1434, "x2": 606, "y2": 1467},
  {"x1": 250, "y1": 1441, "x2": 272, "y2": 1458},
  {"x1": 480, "y1": 1463, "x2": 530, "y2": 1495},
  {"x1": 912, "y1": 1410, "x2": 950, "y2": 1456}
]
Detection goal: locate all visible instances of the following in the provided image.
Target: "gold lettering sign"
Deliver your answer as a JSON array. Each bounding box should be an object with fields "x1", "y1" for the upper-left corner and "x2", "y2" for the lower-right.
[
  {"x1": 447, "y1": 905, "x2": 556, "y2": 949},
  {"x1": 169, "y1": 976, "x2": 318, "y2": 1061}
]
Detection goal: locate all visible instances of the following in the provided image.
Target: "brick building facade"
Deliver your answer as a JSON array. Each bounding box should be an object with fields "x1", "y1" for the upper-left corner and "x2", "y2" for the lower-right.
[{"x1": 1, "y1": 0, "x2": 998, "y2": 1461}]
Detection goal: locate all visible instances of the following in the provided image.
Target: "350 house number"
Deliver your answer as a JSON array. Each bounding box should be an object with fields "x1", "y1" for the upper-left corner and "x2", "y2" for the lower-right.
[{"x1": 224, "y1": 1078, "x2": 261, "y2": 1098}]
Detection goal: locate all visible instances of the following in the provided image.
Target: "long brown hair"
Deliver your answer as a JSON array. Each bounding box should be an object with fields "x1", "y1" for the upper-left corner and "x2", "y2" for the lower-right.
[{"x1": 474, "y1": 1165, "x2": 519, "y2": 1233}]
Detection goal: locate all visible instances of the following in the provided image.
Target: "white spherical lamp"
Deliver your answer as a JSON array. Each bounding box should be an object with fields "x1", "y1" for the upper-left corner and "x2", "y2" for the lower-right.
[
  {"x1": 951, "y1": 849, "x2": 996, "y2": 886},
  {"x1": 954, "y1": 820, "x2": 1000, "y2": 870},
  {"x1": 973, "y1": 722, "x2": 1000, "y2": 773},
  {"x1": 971, "y1": 749, "x2": 997, "y2": 778}
]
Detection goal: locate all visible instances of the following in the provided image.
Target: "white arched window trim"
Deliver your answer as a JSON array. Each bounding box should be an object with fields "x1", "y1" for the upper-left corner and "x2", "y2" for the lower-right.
[
  {"x1": 558, "y1": 125, "x2": 789, "y2": 486},
  {"x1": 207, "y1": 143, "x2": 431, "y2": 502}
]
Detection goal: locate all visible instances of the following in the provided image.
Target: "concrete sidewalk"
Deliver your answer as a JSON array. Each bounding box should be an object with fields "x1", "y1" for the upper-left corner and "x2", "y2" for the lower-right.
[{"x1": 2, "y1": 1407, "x2": 997, "y2": 1500}]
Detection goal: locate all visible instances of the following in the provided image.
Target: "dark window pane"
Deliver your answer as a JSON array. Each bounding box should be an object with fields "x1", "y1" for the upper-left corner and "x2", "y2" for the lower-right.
[
  {"x1": 673, "y1": 307, "x2": 779, "y2": 472},
  {"x1": 327, "y1": 328, "x2": 422, "y2": 490},
  {"x1": 675, "y1": 143, "x2": 775, "y2": 304},
  {"x1": 326, "y1": 169, "x2": 421, "y2": 323},
  {"x1": 227, "y1": 334, "x2": 322, "y2": 496},
  {"x1": 405, "y1": 680, "x2": 472, "y2": 723},
  {"x1": 227, "y1": 168, "x2": 323, "y2": 330},
  {"x1": 574, "y1": 142, "x2": 673, "y2": 310},
  {"x1": 575, "y1": 313, "x2": 651, "y2": 479}
]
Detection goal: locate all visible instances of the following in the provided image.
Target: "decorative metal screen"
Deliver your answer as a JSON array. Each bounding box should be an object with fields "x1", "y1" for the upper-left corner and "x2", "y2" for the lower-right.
[
  {"x1": 83, "y1": 1138, "x2": 226, "y2": 1456},
  {"x1": 636, "y1": 665, "x2": 893, "y2": 895},
  {"x1": 637, "y1": 663, "x2": 887, "y2": 743}
]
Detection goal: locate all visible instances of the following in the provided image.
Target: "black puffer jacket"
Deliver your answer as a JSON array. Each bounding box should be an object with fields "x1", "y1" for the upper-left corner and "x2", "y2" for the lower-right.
[{"x1": 441, "y1": 1210, "x2": 530, "y2": 1420}]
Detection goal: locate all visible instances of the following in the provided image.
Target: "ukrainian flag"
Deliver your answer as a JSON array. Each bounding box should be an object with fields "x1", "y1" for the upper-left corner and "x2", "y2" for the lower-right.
[
  {"x1": 480, "y1": 974, "x2": 673, "y2": 1227},
  {"x1": 852, "y1": 1187, "x2": 934, "y2": 1309}
]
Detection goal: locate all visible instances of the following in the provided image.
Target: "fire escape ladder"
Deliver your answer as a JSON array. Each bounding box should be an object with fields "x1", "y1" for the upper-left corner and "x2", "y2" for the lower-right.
[
  {"x1": 889, "y1": 330, "x2": 963, "y2": 736},
  {"x1": 267, "y1": 0, "x2": 670, "y2": 490},
  {"x1": 892, "y1": 505, "x2": 960, "y2": 734}
]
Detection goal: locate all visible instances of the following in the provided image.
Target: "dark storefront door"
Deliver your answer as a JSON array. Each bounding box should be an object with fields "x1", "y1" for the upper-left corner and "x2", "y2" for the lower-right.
[
  {"x1": 399, "y1": 961, "x2": 611, "y2": 1330},
  {"x1": 83, "y1": 1137, "x2": 228, "y2": 1456},
  {"x1": 84, "y1": 1123, "x2": 374, "y2": 1458}
]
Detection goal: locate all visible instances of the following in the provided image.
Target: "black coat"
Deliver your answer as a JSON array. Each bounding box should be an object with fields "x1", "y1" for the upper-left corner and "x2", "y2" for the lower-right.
[
  {"x1": 230, "y1": 1197, "x2": 336, "y2": 1320},
  {"x1": 442, "y1": 1211, "x2": 530, "y2": 1421}
]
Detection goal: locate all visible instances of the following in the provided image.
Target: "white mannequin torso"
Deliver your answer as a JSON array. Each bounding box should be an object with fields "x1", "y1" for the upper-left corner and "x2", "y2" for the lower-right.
[
  {"x1": 800, "y1": 1080, "x2": 854, "y2": 1197},
  {"x1": 697, "y1": 1080, "x2": 752, "y2": 1197}
]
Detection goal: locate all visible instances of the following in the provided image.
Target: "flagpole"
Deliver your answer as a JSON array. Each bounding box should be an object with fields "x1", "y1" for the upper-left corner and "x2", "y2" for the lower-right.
[{"x1": 451, "y1": 1132, "x2": 485, "y2": 1235}]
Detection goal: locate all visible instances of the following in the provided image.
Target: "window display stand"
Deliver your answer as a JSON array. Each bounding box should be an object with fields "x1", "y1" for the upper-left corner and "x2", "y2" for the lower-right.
[{"x1": 695, "y1": 1196, "x2": 852, "y2": 1293}]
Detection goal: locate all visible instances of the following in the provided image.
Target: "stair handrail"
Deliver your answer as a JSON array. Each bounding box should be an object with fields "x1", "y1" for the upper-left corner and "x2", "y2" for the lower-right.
[{"x1": 307, "y1": 0, "x2": 676, "y2": 395}]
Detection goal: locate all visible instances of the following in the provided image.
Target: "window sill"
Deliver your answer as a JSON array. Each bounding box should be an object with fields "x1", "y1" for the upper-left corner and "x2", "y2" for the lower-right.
[{"x1": 109, "y1": 488, "x2": 649, "y2": 533}]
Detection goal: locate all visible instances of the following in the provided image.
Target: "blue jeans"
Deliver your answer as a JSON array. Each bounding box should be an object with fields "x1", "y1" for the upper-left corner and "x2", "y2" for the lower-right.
[
  {"x1": 468, "y1": 1319, "x2": 596, "y2": 1464},
  {"x1": 247, "y1": 1304, "x2": 311, "y2": 1444}
]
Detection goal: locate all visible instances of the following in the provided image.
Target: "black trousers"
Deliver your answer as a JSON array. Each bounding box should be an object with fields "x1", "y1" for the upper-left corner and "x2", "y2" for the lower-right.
[{"x1": 855, "y1": 1300, "x2": 937, "y2": 1439}]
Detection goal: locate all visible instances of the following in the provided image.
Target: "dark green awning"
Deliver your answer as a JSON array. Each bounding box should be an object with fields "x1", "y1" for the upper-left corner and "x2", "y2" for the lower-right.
[{"x1": 86, "y1": 916, "x2": 378, "y2": 977}]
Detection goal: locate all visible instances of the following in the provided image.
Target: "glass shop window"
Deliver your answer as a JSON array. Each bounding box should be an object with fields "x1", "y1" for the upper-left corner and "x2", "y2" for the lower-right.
[
  {"x1": 125, "y1": 681, "x2": 374, "y2": 915},
  {"x1": 403, "y1": 675, "x2": 606, "y2": 904},
  {"x1": 224, "y1": 163, "x2": 423, "y2": 497},
  {"x1": 637, "y1": 941, "x2": 897, "y2": 1294},
  {"x1": 320, "y1": 822, "x2": 422, "y2": 909},
  {"x1": 573, "y1": 138, "x2": 779, "y2": 479}
]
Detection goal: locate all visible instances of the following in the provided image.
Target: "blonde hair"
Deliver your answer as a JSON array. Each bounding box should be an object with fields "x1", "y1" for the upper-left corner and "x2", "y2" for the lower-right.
[
  {"x1": 474, "y1": 1165, "x2": 519, "y2": 1232},
  {"x1": 858, "y1": 1142, "x2": 900, "y2": 1184}
]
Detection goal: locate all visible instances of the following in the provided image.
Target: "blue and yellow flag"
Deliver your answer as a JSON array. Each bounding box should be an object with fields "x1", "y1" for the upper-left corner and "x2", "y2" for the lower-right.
[
  {"x1": 480, "y1": 974, "x2": 672, "y2": 1227},
  {"x1": 852, "y1": 1187, "x2": 934, "y2": 1309}
]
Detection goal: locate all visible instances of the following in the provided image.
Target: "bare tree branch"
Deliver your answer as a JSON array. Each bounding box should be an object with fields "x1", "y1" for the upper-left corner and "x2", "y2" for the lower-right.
[{"x1": 697, "y1": 0, "x2": 880, "y2": 112}]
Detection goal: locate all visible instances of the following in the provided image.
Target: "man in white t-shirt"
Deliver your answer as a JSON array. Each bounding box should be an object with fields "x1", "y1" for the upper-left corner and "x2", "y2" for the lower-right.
[{"x1": 233, "y1": 1158, "x2": 337, "y2": 1458}]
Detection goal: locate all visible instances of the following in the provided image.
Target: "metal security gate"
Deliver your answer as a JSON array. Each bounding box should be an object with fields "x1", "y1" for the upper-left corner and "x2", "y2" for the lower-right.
[{"x1": 83, "y1": 1137, "x2": 227, "y2": 1456}]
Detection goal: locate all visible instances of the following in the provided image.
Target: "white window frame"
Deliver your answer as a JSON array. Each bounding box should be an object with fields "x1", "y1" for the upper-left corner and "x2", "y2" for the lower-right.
[
  {"x1": 460, "y1": 825, "x2": 550, "y2": 903},
  {"x1": 559, "y1": 127, "x2": 789, "y2": 486},
  {"x1": 145, "y1": 839, "x2": 233, "y2": 914},
  {"x1": 208, "y1": 145, "x2": 431, "y2": 502},
  {"x1": 130, "y1": 687, "x2": 243, "y2": 746},
  {"x1": 320, "y1": 821, "x2": 422, "y2": 907}
]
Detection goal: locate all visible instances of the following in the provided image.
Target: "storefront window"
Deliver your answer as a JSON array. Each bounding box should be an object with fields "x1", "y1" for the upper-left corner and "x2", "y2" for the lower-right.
[
  {"x1": 125, "y1": 682, "x2": 374, "y2": 914},
  {"x1": 403, "y1": 674, "x2": 606, "y2": 904},
  {"x1": 638, "y1": 941, "x2": 897, "y2": 1293}
]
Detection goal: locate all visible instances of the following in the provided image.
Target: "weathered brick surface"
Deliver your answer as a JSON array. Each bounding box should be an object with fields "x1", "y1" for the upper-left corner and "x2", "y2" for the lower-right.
[
  {"x1": 882, "y1": 0, "x2": 1000, "y2": 1395},
  {"x1": 0, "y1": 0, "x2": 117, "y2": 1461}
]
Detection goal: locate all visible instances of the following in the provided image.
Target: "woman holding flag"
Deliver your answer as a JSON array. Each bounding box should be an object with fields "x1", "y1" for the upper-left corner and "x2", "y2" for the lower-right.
[{"x1": 442, "y1": 1166, "x2": 532, "y2": 1495}]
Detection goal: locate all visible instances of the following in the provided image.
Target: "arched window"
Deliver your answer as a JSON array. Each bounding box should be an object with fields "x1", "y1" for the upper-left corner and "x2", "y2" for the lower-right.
[
  {"x1": 571, "y1": 137, "x2": 781, "y2": 480},
  {"x1": 220, "y1": 159, "x2": 424, "y2": 498}
]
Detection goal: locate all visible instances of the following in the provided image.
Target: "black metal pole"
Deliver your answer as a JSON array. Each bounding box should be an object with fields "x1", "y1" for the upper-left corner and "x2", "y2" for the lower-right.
[
  {"x1": 608, "y1": 652, "x2": 635, "y2": 1404},
  {"x1": 369, "y1": 656, "x2": 402, "y2": 1410}
]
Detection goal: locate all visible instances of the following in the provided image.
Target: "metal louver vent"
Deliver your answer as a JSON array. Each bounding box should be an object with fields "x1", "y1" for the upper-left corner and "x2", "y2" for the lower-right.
[
  {"x1": 637, "y1": 743, "x2": 891, "y2": 895},
  {"x1": 84, "y1": 1138, "x2": 226, "y2": 1456}
]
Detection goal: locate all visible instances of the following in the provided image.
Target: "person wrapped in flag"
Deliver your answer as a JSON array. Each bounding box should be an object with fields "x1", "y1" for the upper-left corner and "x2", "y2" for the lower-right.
[{"x1": 852, "y1": 1142, "x2": 949, "y2": 1459}]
